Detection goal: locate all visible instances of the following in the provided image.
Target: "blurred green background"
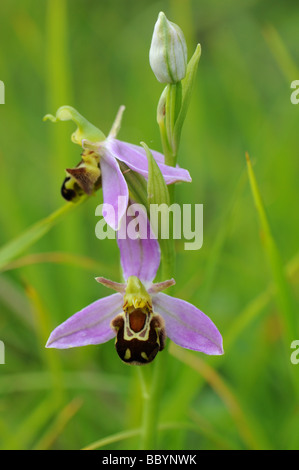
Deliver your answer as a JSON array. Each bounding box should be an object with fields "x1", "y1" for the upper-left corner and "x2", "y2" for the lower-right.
[{"x1": 0, "y1": 0, "x2": 298, "y2": 450}]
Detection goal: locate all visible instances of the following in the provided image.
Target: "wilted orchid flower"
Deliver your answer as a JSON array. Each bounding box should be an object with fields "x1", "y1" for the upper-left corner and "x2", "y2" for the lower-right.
[
  {"x1": 44, "y1": 106, "x2": 191, "y2": 230},
  {"x1": 46, "y1": 205, "x2": 223, "y2": 364}
]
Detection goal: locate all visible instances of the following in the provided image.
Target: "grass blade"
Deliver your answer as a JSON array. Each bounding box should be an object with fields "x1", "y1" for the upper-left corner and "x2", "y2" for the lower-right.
[
  {"x1": 246, "y1": 152, "x2": 297, "y2": 346},
  {"x1": 0, "y1": 199, "x2": 86, "y2": 272}
]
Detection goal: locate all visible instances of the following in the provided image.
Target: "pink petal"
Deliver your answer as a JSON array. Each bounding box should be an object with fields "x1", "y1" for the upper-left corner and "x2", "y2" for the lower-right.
[
  {"x1": 116, "y1": 141, "x2": 166, "y2": 164},
  {"x1": 117, "y1": 202, "x2": 161, "y2": 283},
  {"x1": 148, "y1": 279, "x2": 176, "y2": 294},
  {"x1": 100, "y1": 153, "x2": 129, "y2": 230},
  {"x1": 95, "y1": 277, "x2": 126, "y2": 293},
  {"x1": 46, "y1": 293, "x2": 123, "y2": 349},
  {"x1": 152, "y1": 293, "x2": 224, "y2": 355},
  {"x1": 106, "y1": 139, "x2": 192, "y2": 184}
]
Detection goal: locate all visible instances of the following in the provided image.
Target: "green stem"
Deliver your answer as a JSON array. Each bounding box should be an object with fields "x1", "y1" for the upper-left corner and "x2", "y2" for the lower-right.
[
  {"x1": 160, "y1": 238, "x2": 176, "y2": 281},
  {"x1": 163, "y1": 84, "x2": 180, "y2": 167},
  {"x1": 138, "y1": 71, "x2": 186, "y2": 450},
  {"x1": 138, "y1": 352, "x2": 166, "y2": 449},
  {"x1": 157, "y1": 85, "x2": 179, "y2": 276},
  {"x1": 158, "y1": 115, "x2": 172, "y2": 166},
  {"x1": 138, "y1": 121, "x2": 178, "y2": 451}
]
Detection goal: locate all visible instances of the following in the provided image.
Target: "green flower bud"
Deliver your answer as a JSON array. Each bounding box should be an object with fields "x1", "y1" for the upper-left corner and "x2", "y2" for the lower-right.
[{"x1": 149, "y1": 11, "x2": 187, "y2": 84}]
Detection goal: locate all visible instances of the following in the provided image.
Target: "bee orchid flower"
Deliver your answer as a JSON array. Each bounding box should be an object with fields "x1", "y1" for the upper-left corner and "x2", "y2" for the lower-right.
[
  {"x1": 46, "y1": 205, "x2": 223, "y2": 365},
  {"x1": 43, "y1": 105, "x2": 191, "y2": 230}
]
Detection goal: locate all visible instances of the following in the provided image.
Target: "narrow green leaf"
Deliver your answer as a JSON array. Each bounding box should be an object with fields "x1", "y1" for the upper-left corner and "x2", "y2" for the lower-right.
[
  {"x1": 246, "y1": 152, "x2": 297, "y2": 346},
  {"x1": 263, "y1": 25, "x2": 299, "y2": 83},
  {"x1": 0, "y1": 198, "x2": 86, "y2": 272},
  {"x1": 141, "y1": 142, "x2": 170, "y2": 207},
  {"x1": 2, "y1": 251, "x2": 112, "y2": 275},
  {"x1": 1, "y1": 394, "x2": 59, "y2": 450},
  {"x1": 174, "y1": 44, "x2": 201, "y2": 150},
  {"x1": 33, "y1": 397, "x2": 83, "y2": 450},
  {"x1": 82, "y1": 422, "x2": 200, "y2": 450}
]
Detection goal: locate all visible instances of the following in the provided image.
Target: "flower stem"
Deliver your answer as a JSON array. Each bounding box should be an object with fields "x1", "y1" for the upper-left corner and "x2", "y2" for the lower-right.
[
  {"x1": 138, "y1": 93, "x2": 179, "y2": 449},
  {"x1": 138, "y1": 352, "x2": 166, "y2": 449},
  {"x1": 139, "y1": 58, "x2": 192, "y2": 449}
]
